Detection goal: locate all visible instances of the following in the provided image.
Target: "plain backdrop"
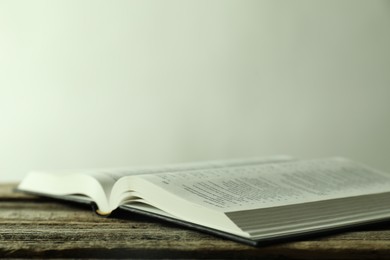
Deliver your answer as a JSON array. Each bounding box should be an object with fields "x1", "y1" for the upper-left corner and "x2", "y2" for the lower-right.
[{"x1": 1, "y1": 0, "x2": 390, "y2": 181}]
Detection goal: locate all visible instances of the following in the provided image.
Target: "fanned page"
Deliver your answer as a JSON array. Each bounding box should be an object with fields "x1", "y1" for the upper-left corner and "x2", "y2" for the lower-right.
[{"x1": 133, "y1": 158, "x2": 390, "y2": 212}]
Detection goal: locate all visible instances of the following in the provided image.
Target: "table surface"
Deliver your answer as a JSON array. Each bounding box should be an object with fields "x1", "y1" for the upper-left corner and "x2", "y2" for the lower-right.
[{"x1": 1, "y1": 183, "x2": 390, "y2": 259}]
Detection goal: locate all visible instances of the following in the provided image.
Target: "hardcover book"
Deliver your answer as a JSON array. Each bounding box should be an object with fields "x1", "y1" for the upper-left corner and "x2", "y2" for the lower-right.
[{"x1": 17, "y1": 156, "x2": 390, "y2": 246}]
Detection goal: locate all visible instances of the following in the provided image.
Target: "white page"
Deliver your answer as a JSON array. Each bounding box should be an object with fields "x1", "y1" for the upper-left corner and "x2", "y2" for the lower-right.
[
  {"x1": 88, "y1": 155, "x2": 293, "y2": 197},
  {"x1": 92, "y1": 155, "x2": 293, "y2": 181},
  {"x1": 140, "y1": 158, "x2": 390, "y2": 212}
]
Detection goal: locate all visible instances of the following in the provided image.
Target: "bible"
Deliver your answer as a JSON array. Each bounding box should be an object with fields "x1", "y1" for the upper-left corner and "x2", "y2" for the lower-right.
[{"x1": 17, "y1": 156, "x2": 390, "y2": 246}]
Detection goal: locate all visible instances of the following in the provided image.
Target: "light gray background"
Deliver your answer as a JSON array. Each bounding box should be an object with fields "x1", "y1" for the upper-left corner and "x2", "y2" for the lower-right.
[{"x1": 1, "y1": 0, "x2": 390, "y2": 181}]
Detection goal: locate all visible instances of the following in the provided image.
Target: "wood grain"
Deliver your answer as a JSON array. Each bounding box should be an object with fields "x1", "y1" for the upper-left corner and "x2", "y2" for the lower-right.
[{"x1": 1, "y1": 183, "x2": 390, "y2": 259}]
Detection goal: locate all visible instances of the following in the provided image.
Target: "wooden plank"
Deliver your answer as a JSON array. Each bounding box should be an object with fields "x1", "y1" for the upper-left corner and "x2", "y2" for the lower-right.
[
  {"x1": 0, "y1": 183, "x2": 38, "y2": 200},
  {"x1": 1, "y1": 183, "x2": 390, "y2": 259}
]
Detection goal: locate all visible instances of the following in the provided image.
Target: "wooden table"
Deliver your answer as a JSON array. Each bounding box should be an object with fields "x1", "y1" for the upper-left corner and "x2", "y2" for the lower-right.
[{"x1": 1, "y1": 183, "x2": 390, "y2": 259}]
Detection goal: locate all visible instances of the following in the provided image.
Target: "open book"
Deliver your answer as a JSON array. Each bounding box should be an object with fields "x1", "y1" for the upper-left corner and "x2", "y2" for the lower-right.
[{"x1": 17, "y1": 156, "x2": 390, "y2": 246}]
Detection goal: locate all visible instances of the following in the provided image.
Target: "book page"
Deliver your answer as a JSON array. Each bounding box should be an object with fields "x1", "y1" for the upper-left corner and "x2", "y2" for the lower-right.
[
  {"x1": 139, "y1": 158, "x2": 390, "y2": 212},
  {"x1": 91, "y1": 155, "x2": 293, "y2": 182},
  {"x1": 86, "y1": 155, "x2": 293, "y2": 198}
]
